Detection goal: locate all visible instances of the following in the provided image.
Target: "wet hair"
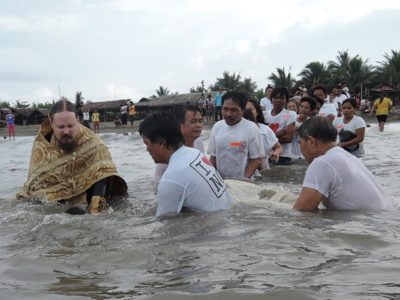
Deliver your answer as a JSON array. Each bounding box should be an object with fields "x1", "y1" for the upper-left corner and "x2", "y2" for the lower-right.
[
  {"x1": 300, "y1": 96, "x2": 317, "y2": 111},
  {"x1": 222, "y1": 91, "x2": 248, "y2": 110},
  {"x1": 49, "y1": 99, "x2": 78, "y2": 120},
  {"x1": 139, "y1": 112, "x2": 184, "y2": 150},
  {"x1": 298, "y1": 116, "x2": 337, "y2": 143},
  {"x1": 176, "y1": 105, "x2": 202, "y2": 124},
  {"x1": 242, "y1": 109, "x2": 256, "y2": 123},
  {"x1": 312, "y1": 84, "x2": 327, "y2": 97},
  {"x1": 247, "y1": 99, "x2": 265, "y2": 124},
  {"x1": 342, "y1": 98, "x2": 357, "y2": 108},
  {"x1": 271, "y1": 87, "x2": 289, "y2": 100}
]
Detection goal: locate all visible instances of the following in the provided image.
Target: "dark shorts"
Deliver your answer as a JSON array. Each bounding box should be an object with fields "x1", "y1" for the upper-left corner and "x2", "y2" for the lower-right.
[{"x1": 376, "y1": 115, "x2": 388, "y2": 123}]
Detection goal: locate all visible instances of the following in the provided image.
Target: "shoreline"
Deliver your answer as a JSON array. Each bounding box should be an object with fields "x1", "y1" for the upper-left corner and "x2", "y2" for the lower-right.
[{"x1": 0, "y1": 112, "x2": 396, "y2": 137}]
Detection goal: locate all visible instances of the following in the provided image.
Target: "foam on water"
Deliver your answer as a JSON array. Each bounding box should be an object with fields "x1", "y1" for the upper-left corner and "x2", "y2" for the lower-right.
[{"x1": 0, "y1": 124, "x2": 400, "y2": 299}]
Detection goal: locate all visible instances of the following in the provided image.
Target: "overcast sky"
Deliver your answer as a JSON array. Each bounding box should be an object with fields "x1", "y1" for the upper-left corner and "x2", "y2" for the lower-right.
[{"x1": 1, "y1": 0, "x2": 400, "y2": 104}]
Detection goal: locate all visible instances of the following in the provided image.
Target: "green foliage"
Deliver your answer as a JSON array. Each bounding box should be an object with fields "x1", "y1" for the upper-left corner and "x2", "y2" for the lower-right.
[
  {"x1": 0, "y1": 101, "x2": 11, "y2": 108},
  {"x1": 14, "y1": 100, "x2": 30, "y2": 108},
  {"x1": 376, "y1": 50, "x2": 400, "y2": 88},
  {"x1": 253, "y1": 89, "x2": 265, "y2": 101},
  {"x1": 156, "y1": 86, "x2": 170, "y2": 97},
  {"x1": 190, "y1": 86, "x2": 204, "y2": 93},
  {"x1": 298, "y1": 61, "x2": 331, "y2": 89},
  {"x1": 75, "y1": 91, "x2": 83, "y2": 110},
  {"x1": 210, "y1": 71, "x2": 258, "y2": 95},
  {"x1": 268, "y1": 67, "x2": 296, "y2": 90}
]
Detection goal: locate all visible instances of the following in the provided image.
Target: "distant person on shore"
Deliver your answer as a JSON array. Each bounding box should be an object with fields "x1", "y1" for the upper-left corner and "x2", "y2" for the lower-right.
[
  {"x1": 214, "y1": 87, "x2": 224, "y2": 122},
  {"x1": 114, "y1": 113, "x2": 122, "y2": 127},
  {"x1": 120, "y1": 102, "x2": 128, "y2": 128},
  {"x1": 260, "y1": 85, "x2": 273, "y2": 111},
  {"x1": 82, "y1": 107, "x2": 91, "y2": 129},
  {"x1": 333, "y1": 98, "x2": 365, "y2": 157},
  {"x1": 208, "y1": 91, "x2": 264, "y2": 180},
  {"x1": 371, "y1": 94, "x2": 392, "y2": 132},
  {"x1": 128, "y1": 101, "x2": 136, "y2": 128},
  {"x1": 293, "y1": 117, "x2": 393, "y2": 211},
  {"x1": 6, "y1": 112, "x2": 16, "y2": 141},
  {"x1": 17, "y1": 99, "x2": 127, "y2": 214},
  {"x1": 206, "y1": 93, "x2": 214, "y2": 123},
  {"x1": 139, "y1": 112, "x2": 234, "y2": 217},
  {"x1": 91, "y1": 110, "x2": 100, "y2": 133},
  {"x1": 153, "y1": 105, "x2": 205, "y2": 189}
]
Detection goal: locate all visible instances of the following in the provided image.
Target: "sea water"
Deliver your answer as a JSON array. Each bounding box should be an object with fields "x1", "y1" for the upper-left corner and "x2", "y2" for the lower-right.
[{"x1": 0, "y1": 124, "x2": 399, "y2": 299}]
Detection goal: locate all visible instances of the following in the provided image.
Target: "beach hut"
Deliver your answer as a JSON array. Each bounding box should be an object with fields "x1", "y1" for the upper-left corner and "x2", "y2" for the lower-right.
[
  {"x1": 368, "y1": 84, "x2": 400, "y2": 105},
  {"x1": 11, "y1": 108, "x2": 34, "y2": 125},
  {"x1": 86, "y1": 99, "x2": 132, "y2": 121},
  {"x1": 135, "y1": 93, "x2": 204, "y2": 118}
]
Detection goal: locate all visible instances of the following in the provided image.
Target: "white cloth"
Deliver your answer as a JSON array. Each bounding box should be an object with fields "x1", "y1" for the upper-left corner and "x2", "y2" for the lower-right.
[
  {"x1": 83, "y1": 112, "x2": 90, "y2": 121},
  {"x1": 153, "y1": 138, "x2": 204, "y2": 189},
  {"x1": 260, "y1": 97, "x2": 273, "y2": 111},
  {"x1": 302, "y1": 146, "x2": 392, "y2": 210},
  {"x1": 334, "y1": 94, "x2": 348, "y2": 107},
  {"x1": 120, "y1": 105, "x2": 128, "y2": 114},
  {"x1": 259, "y1": 123, "x2": 278, "y2": 169},
  {"x1": 319, "y1": 103, "x2": 337, "y2": 118},
  {"x1": 263, "y1": 109, "x2": 297, "y2": 158},
  {"x1": 333, "y1": 116, "x2": 365, "y2": 157},
  {"x1": 208, "y1": 119, "x2": 264, "y2": 180},
  {"x1": 156, "y1": 146, "x2": 235, "y2": 217}
]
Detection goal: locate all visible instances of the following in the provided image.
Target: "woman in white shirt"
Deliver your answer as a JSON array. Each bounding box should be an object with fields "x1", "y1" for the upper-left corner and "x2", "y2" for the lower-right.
[
  {"x1": 332, "y1": 98, "x2": 365, "y2": 157},
  {"x1": 245, "y1": 99, "x2": 282, "y2": 170}
]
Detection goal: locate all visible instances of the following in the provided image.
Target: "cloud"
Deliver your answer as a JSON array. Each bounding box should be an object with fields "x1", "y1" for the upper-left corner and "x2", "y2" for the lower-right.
[
  {"x1": 105, "y1": 84, "x2": 135, "y2": 100},
  {"x1": 33, "y1": 87, "x2": 55, "y2": 100},
  {"x1": 0, "y1": 14, "x2": 83, "y2": 32}
]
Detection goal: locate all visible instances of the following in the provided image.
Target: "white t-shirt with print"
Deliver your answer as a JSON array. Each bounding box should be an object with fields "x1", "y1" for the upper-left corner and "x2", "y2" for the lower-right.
[
  {"x1": 319, "y1": 103, "x2": 337, "y2": 118},
  {"x1": 208, "y1": 119, "x2": 264, "y2": 180},
  {"x1": 260, "y1": 97, "x2": 273, "y2": 111},
  {"x1": 156, "y1": 146, "x2": 235, "y2": 217},
  {"x1": 259, "y1": 123, "x2": 278, "y2": 169},
  {"x1": 153, "y1": 138, "x2": 204, "y2": 189},
  {"x1": 333, "y1": 115, "x2": 365, "y2": 157},
  {"x1": 302, "y1": 146, "x2": 392, "y2": 210},
  {"x1": 263, "y1": 109, "x2": 297, "y2": 158}
]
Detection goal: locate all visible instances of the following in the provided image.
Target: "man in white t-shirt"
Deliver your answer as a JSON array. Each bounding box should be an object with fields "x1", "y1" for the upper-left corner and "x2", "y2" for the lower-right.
[
  {"x1": 293, "y1": 117, "x2": 393, "y2": 211},
  {"x1": 260, "y1": 85, "x2": 273, "y2": 111},
  {"x1": 312, "y1": 84, "x2": 337, "y2": 122},
  {"x1": 208, "y1": 91, "x2": 264, "y2": 180},
  {"x1": 139, "y1": 112, "x2": 234, "y2": 217},
  {"x1": 153, "y1": 105, "x2": 205, "y2": 189},
  {"x1": 263, "y1": 87, "x2": 297, "y2": 165}
]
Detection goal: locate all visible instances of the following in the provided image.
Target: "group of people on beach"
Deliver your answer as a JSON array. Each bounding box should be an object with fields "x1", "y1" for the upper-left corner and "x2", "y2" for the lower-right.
[{"x1": 15, "y1": 83, "x2": 394, "y2": 216}]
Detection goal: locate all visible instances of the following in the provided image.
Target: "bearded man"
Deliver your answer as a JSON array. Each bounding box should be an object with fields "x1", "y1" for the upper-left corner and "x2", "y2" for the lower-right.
[{"x1": 17, "y1": 99, "x2": 127, "y2": 214}]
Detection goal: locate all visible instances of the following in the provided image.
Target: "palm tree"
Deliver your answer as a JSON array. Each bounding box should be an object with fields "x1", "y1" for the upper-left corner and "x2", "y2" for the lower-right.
[
  {"x1": 347, "y1": 56, "x2": 375, "y2": 93},
  {"x1": 213, "y1": 71, "x2": 242, "y2": 91},
  {"x1": 156, "y1": 86, "x2": 170, "y2": 97},
  {"x1": 298, "y1": 61, "x2": 331, "y2": 89},
  {"x1": 238, "y1": 77, "x2": 258, "y2": 96},
  {"x1": 328, "y1": 50, "x2": 352, "y2": 83},
  {"x1": 268, "y1": 67, "x2": 296, "y2": 90},
  {"x1": 376, "y1": 50, "x2": 400, "y2": 88}
]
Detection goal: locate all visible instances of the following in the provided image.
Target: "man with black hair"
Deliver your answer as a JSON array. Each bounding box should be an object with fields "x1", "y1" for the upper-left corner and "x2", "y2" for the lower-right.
[
  {"x1": 208, "y1": 91, "x2": 264, "y2": 180},
  {"x1": 293, "y1": 117, "x2": 392, "y2": 211},
  {"x1": 139, "y1": 112, "x2": 234, "y2": 217}
]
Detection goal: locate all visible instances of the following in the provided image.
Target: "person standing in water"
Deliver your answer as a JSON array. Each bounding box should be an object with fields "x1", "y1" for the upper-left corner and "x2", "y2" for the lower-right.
[
  {"x1": 371, "y1": 93, "x2": 392, "y2": 132},
  {"x1": 6, "y1": 112, "x2": 16, "y2": 141},
  {"x1": 333, "y1": 98, "x2": 366, "y2": 157}
]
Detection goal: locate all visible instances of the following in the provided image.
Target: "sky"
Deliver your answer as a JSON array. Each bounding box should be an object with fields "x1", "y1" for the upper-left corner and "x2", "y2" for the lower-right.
[{"x1": 1, "y1": 0, "x2": 400, "y2": 104}]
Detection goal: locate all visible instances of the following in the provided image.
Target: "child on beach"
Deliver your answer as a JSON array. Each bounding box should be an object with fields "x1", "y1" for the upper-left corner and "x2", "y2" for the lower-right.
[
  {"x1": 91, "y1": 110, "x2": 100, "y2": 133},
  {"x1": 6, "y1": 113, "x2": 15, "y2": 141}
]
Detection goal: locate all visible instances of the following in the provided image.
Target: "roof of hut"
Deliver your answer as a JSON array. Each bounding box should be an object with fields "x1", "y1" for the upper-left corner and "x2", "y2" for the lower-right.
[
  {"x1": 135, "y1": 93, "x2": 203, "y2": 108},
  {"x1": 11, "y1": 108, "x2": 33, "y2": 117},
  {"x1": 86, "y1": 99, "x2": 131, "y2": 110}
]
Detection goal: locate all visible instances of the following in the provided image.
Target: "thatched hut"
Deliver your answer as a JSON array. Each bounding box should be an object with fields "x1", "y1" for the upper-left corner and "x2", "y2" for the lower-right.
[
  {"x1": 86, "y1": 99, "x2": 132, "y2": 121},
  {"x1": 368, "y1": 84, "x2": 400, "y2": 105},
  {"x1": 135, "y1": 93, "x2": 204, "y2": 118}
]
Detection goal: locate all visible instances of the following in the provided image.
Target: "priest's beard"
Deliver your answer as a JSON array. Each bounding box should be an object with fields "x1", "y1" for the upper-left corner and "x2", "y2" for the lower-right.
[{"x1": 57, "y1": 135, "x2": 77, "y2": 154}]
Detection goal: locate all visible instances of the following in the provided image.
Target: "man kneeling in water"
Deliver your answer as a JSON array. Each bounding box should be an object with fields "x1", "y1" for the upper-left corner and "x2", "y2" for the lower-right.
[
  {"x1": 17, "y1": 99, "x2": 127, "y2": 214},
  {"x1": 293, "y1": 117, "x2": 393, "y2": 211},
  {"x1": 139, "y1": 112, "x2": 234, "y2": 217}
]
